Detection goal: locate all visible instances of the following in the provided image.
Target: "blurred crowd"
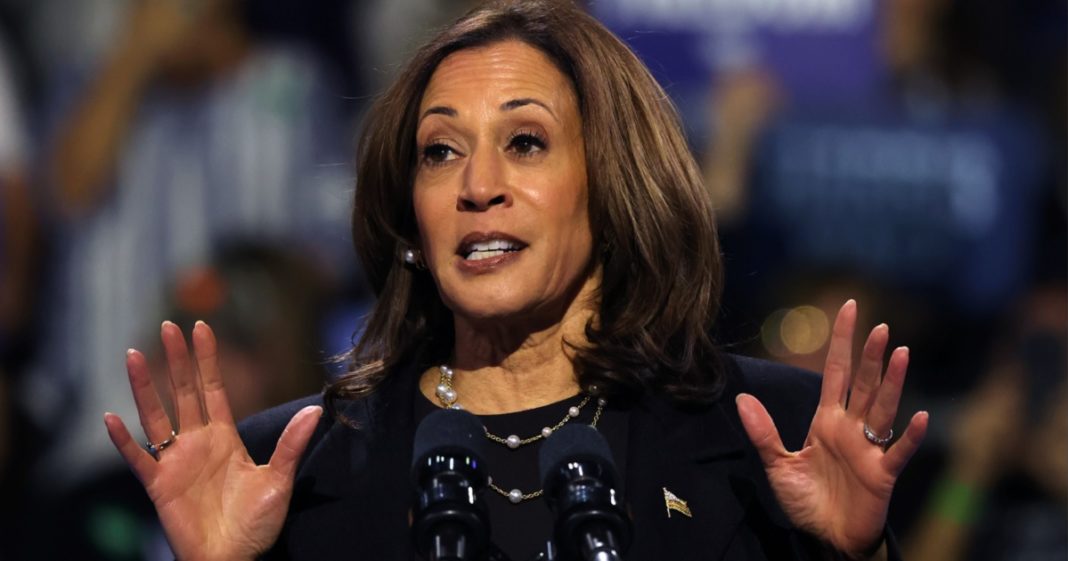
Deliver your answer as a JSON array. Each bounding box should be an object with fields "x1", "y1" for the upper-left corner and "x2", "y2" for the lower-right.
[{"x1": 0, "y1": 0, "x2": 1063, "y2": 559}]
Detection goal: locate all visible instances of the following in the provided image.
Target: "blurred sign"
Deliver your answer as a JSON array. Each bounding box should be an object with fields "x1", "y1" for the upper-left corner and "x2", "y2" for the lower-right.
[
  {"x1": 749, "y1": 109, "x2": 1046, "y2": 313},
  {"x1": 592, "y1": 0, "x2": 884, "y2": 112}
]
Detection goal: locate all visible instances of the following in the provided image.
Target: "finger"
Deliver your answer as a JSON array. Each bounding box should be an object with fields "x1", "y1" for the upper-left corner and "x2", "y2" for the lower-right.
[
  {"x1": 192, "y1": 321, "x2": 234, "y2": 426},
  {"x1": 268, "y1": 406, "x2": 323, "y2": 480},
  {"x1": 162, "y1": 321, "x2": 205, "y2": 431},
  {"x1": 846, "y1": 323, "x2": 889, "y2": 419},
  {"x1": 125, "y1": 348, "x2": 174, "y2": 443},
  {"x1": 820, "y1": 299, "x2": 857, "y2": 408},
  {"x1": 865, "y1": 346, "x2": 909, "y2": 437},
  {"x1": 736, "y1": 394, "x2": 789, "y2": 467},
  {"x1": 104, "y1": 412, "x2": 159, "y2": 483},
  {"x1": 882, "y1": 411, "x2": 929, "y2": 476}
]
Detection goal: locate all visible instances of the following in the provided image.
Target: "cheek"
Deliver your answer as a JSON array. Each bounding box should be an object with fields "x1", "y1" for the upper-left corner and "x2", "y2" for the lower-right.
[
  {"x1": 524, "y1": 157, "x2": 587, "y2": 217},
  {"x1": 412, "y1": 189, "x2": 429, "y2": 240},
  {"x1": 412, "y1": 186, "x2": 446, "y2": 250},
  {"x1": 544, "y1": 174, "x2": 590, "y2": 240},
  {"x1": 530, "y1": 180, "x2": 593, "y2": 278},
  {"x1": 558, "y1": 151, "x2": 590, "y2": 225}
]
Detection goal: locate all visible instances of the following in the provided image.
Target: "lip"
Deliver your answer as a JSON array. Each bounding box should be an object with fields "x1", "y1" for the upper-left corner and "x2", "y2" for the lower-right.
[{"x1": 455, "y1": 231, "x2": 528, "y2": 274}]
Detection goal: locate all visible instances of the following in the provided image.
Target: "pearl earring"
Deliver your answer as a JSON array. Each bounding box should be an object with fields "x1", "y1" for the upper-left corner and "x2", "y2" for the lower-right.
[{"x1": 402, "y1": 247, "x2": 425, "y2": 269}]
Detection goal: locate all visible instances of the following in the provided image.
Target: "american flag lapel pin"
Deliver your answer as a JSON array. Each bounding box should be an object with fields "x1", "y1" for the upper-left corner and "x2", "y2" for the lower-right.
[{"x1": 663, "y1": 487, "x2": 692, "y2": 518}]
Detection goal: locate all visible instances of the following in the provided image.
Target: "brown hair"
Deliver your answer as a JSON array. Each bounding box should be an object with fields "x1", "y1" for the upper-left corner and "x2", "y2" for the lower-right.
[{"x1": 327, "y1": 0, "x2": 724, "y2": 412}]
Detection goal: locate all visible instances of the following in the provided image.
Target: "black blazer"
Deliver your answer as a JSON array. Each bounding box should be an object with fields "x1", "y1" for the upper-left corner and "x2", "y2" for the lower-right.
[{"x1": 239, "y1": 354, "x2": 901, "y2": 560}]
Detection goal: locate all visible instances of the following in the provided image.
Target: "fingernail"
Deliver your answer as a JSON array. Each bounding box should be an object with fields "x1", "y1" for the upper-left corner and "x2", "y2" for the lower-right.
[
  {"x1": 735, "y1": 395, "x2": 754, "y2": 422},
  {"x1": 194, "y1": 320, "x2": 206, "y2": 328},
  {"x1": 126, "y1": 348, "x2": 136, "y2": 357}
]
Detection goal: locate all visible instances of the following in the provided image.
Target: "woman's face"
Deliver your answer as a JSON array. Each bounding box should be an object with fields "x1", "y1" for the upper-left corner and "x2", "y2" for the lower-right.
[{"x1": 413, "y1": 40, "x2": 594, "y2": 326}]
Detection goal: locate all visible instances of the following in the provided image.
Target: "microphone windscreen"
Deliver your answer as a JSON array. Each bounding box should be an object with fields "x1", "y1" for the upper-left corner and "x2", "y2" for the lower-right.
[
  {"x1": 538, "y1": 424, "x2": 615, "y2": 484},
  {"x1": 412, "y1": 408, "x2": 487, "y2": 469}
]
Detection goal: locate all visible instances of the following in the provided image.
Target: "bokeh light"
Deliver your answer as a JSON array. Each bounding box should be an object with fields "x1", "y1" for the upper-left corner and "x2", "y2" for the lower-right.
[
  {"x1": 781, "y1": 305, "x2": 831, "y2": 355},
  {"x1": 762, "y1": 305, "x2": 832, "y2": 357}
]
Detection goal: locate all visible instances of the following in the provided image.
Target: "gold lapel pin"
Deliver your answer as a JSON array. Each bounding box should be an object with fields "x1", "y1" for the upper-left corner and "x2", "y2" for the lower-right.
[{"x1": 663, "y1": 487, "x2": 692, "y2": 518}]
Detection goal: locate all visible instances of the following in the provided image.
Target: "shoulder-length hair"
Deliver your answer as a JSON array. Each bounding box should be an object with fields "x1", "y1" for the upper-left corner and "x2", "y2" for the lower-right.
[{"x1": 326, "y1": 0, "x2": 724, "y2": 412}]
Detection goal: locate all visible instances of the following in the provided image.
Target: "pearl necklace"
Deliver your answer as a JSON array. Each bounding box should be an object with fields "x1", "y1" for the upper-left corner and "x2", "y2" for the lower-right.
[{"x1": 434, "y1": 364, "x2": 607, "y2": 503}]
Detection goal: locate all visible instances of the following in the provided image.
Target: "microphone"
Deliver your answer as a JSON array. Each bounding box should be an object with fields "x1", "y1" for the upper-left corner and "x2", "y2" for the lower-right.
[
  {"x1": 412, "y1": 408, "x2": 492, "y2": 561},
  {"x1": 538, "y1": 424, "x2": 632, "y2": 561}
]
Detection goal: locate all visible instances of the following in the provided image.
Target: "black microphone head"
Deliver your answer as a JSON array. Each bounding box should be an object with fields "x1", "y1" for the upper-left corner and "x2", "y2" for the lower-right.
[
  {"x1": 538, "y1": 423, "x2": 632, "y2": 558},
  {"x1": 538, "y1": 423, "x2": 616, "y2": 484},
  {"x1": 412, "y1": 408, "x2": 487, "y2": 470},
  {"x1": 411, "y1": 408, "x2": 491, "y2": 560}
]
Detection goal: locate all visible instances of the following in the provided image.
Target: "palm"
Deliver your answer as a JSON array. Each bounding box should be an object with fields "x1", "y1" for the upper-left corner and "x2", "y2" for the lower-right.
[
  {"x1": 763, "y1": 407, "x2": 900, "y2": 552},
  {"x1": 737, "y1": 301, "x2": 928, "y2": 558},
  {"x1": 146, "y1": 428, "x2": 279, "y2": 558},
  {"x1": 104, "y1": 322, "x2": 320, "y2": 561}
]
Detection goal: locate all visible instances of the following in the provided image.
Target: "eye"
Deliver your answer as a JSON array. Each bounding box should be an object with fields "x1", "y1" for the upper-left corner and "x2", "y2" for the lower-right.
[
  {"x1": 421, "y1": 141, "x2": 461, "y2": 167},
  {"x1": 507, "y1": 130, "x2": 547, "y2": 157}
]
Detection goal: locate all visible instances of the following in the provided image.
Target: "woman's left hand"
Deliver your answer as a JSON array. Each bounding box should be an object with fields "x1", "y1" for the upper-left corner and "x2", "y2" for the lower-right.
[{"x1": 736, "y1": 300, "x2": 929, "y2": 559}]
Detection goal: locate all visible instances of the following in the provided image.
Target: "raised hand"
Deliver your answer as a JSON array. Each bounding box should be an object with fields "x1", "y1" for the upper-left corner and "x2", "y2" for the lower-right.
[
  {"x1": 736, "y1": 300, "x2": 929, "y2": 559},
  {"x1": 104, "y1": 321, "x2": 321, "y2": 561}
]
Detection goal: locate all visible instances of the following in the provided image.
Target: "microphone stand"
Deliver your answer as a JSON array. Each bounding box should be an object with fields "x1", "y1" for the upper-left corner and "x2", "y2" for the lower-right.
[
  {"x1": 423, "y1": 541, "x2": 513, "y2": 561},
  {"x1": 533, "y1": 529, "x2": 623, "y2": 561},
  {"x1": 575, "y1": 526, "x2": 624, "y2": 561}
]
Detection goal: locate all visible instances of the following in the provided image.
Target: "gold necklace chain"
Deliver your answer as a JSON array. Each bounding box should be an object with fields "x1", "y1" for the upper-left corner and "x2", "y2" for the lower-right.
[
  {"x1": 486, "y1": 397, "x2": 606, "y2": 504},
  {"x1": 435, "y1": 364, "x2": 608, "y2": 503}
]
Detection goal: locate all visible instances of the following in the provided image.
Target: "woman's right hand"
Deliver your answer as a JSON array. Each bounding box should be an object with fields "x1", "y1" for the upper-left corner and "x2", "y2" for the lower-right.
[{"x1": 104, "y1": 321, "x2": 322, "y2": 561}]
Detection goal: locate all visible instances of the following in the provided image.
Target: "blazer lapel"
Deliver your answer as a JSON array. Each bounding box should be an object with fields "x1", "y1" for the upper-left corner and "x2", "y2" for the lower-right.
[
  {"x1": 624, "y1": 395, "x2": 753, "y2": 561},
  {"x1": 280, "y1": 368, "x2": 420, "y2": 561}
]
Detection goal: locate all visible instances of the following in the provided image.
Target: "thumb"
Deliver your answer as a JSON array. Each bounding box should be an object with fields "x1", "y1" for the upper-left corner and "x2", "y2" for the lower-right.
[
  {"x1": 736, "y1": 393, "x2": 787, "y2": 467},
  {"x1": 268, "y1": 405, "x2": 323, "y2": 480}
]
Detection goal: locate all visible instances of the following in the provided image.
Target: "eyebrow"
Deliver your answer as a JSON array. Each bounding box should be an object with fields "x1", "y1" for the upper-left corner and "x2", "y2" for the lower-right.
[
  {"x1": 500, "y1": 98, "x2": 557, "y2": 121},
  {"x1": 419, "y1": 106, "x2": 457, "y2": 123},
  {"x1": 418, "y1": 98, "x2": 558, "y2": 125}
]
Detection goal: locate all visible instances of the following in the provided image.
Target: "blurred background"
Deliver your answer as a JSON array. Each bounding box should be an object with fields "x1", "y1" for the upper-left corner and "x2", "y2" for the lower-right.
[{"x1": 0, "y1": 0, "x2": 1063, "y2": 559}]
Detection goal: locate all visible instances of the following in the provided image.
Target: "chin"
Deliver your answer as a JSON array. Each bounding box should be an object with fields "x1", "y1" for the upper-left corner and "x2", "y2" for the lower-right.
[
  {"x1": 434, "y1": 264, "x2": 597, "y2": 329},
  {"x1": 445, "y1": 292, "x2": 531, "y2": 323}
]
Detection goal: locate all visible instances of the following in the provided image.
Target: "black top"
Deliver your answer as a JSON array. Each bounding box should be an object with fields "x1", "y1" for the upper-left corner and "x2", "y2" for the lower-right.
[
  {"x1": 412, "y1": 392, "x2": 630, "y2": 561},
  {"x1": 238, "y1": 354, "x2": 904, "y2": 560}
]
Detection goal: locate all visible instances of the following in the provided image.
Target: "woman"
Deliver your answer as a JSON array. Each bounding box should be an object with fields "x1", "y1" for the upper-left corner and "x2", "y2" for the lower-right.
[{"x1": 104, "y1": 1, "x2": 928, "y2": 559}]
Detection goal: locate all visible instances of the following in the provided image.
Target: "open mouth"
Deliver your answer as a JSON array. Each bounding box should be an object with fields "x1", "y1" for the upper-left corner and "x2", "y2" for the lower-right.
[
  {"x1": 459, "y1": 238, "x2": 525, "y2": 260},
  {"x1": 457, "y1": 234, "x2": 527, "y2": 261}
]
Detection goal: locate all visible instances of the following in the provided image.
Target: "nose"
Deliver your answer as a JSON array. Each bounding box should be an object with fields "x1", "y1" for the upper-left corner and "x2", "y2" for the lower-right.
[{"x1": 458, "y1": 148, "x2": 511, "y2": 211}]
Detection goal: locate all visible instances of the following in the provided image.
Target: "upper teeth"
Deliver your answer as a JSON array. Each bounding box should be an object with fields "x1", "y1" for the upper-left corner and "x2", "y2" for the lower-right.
[
  {"x1": 465, "y1": 239, "x2": 520, "y2": 259},
  {"x1": 468, "y1": 239, "x2": 518, "y2": 253}
]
